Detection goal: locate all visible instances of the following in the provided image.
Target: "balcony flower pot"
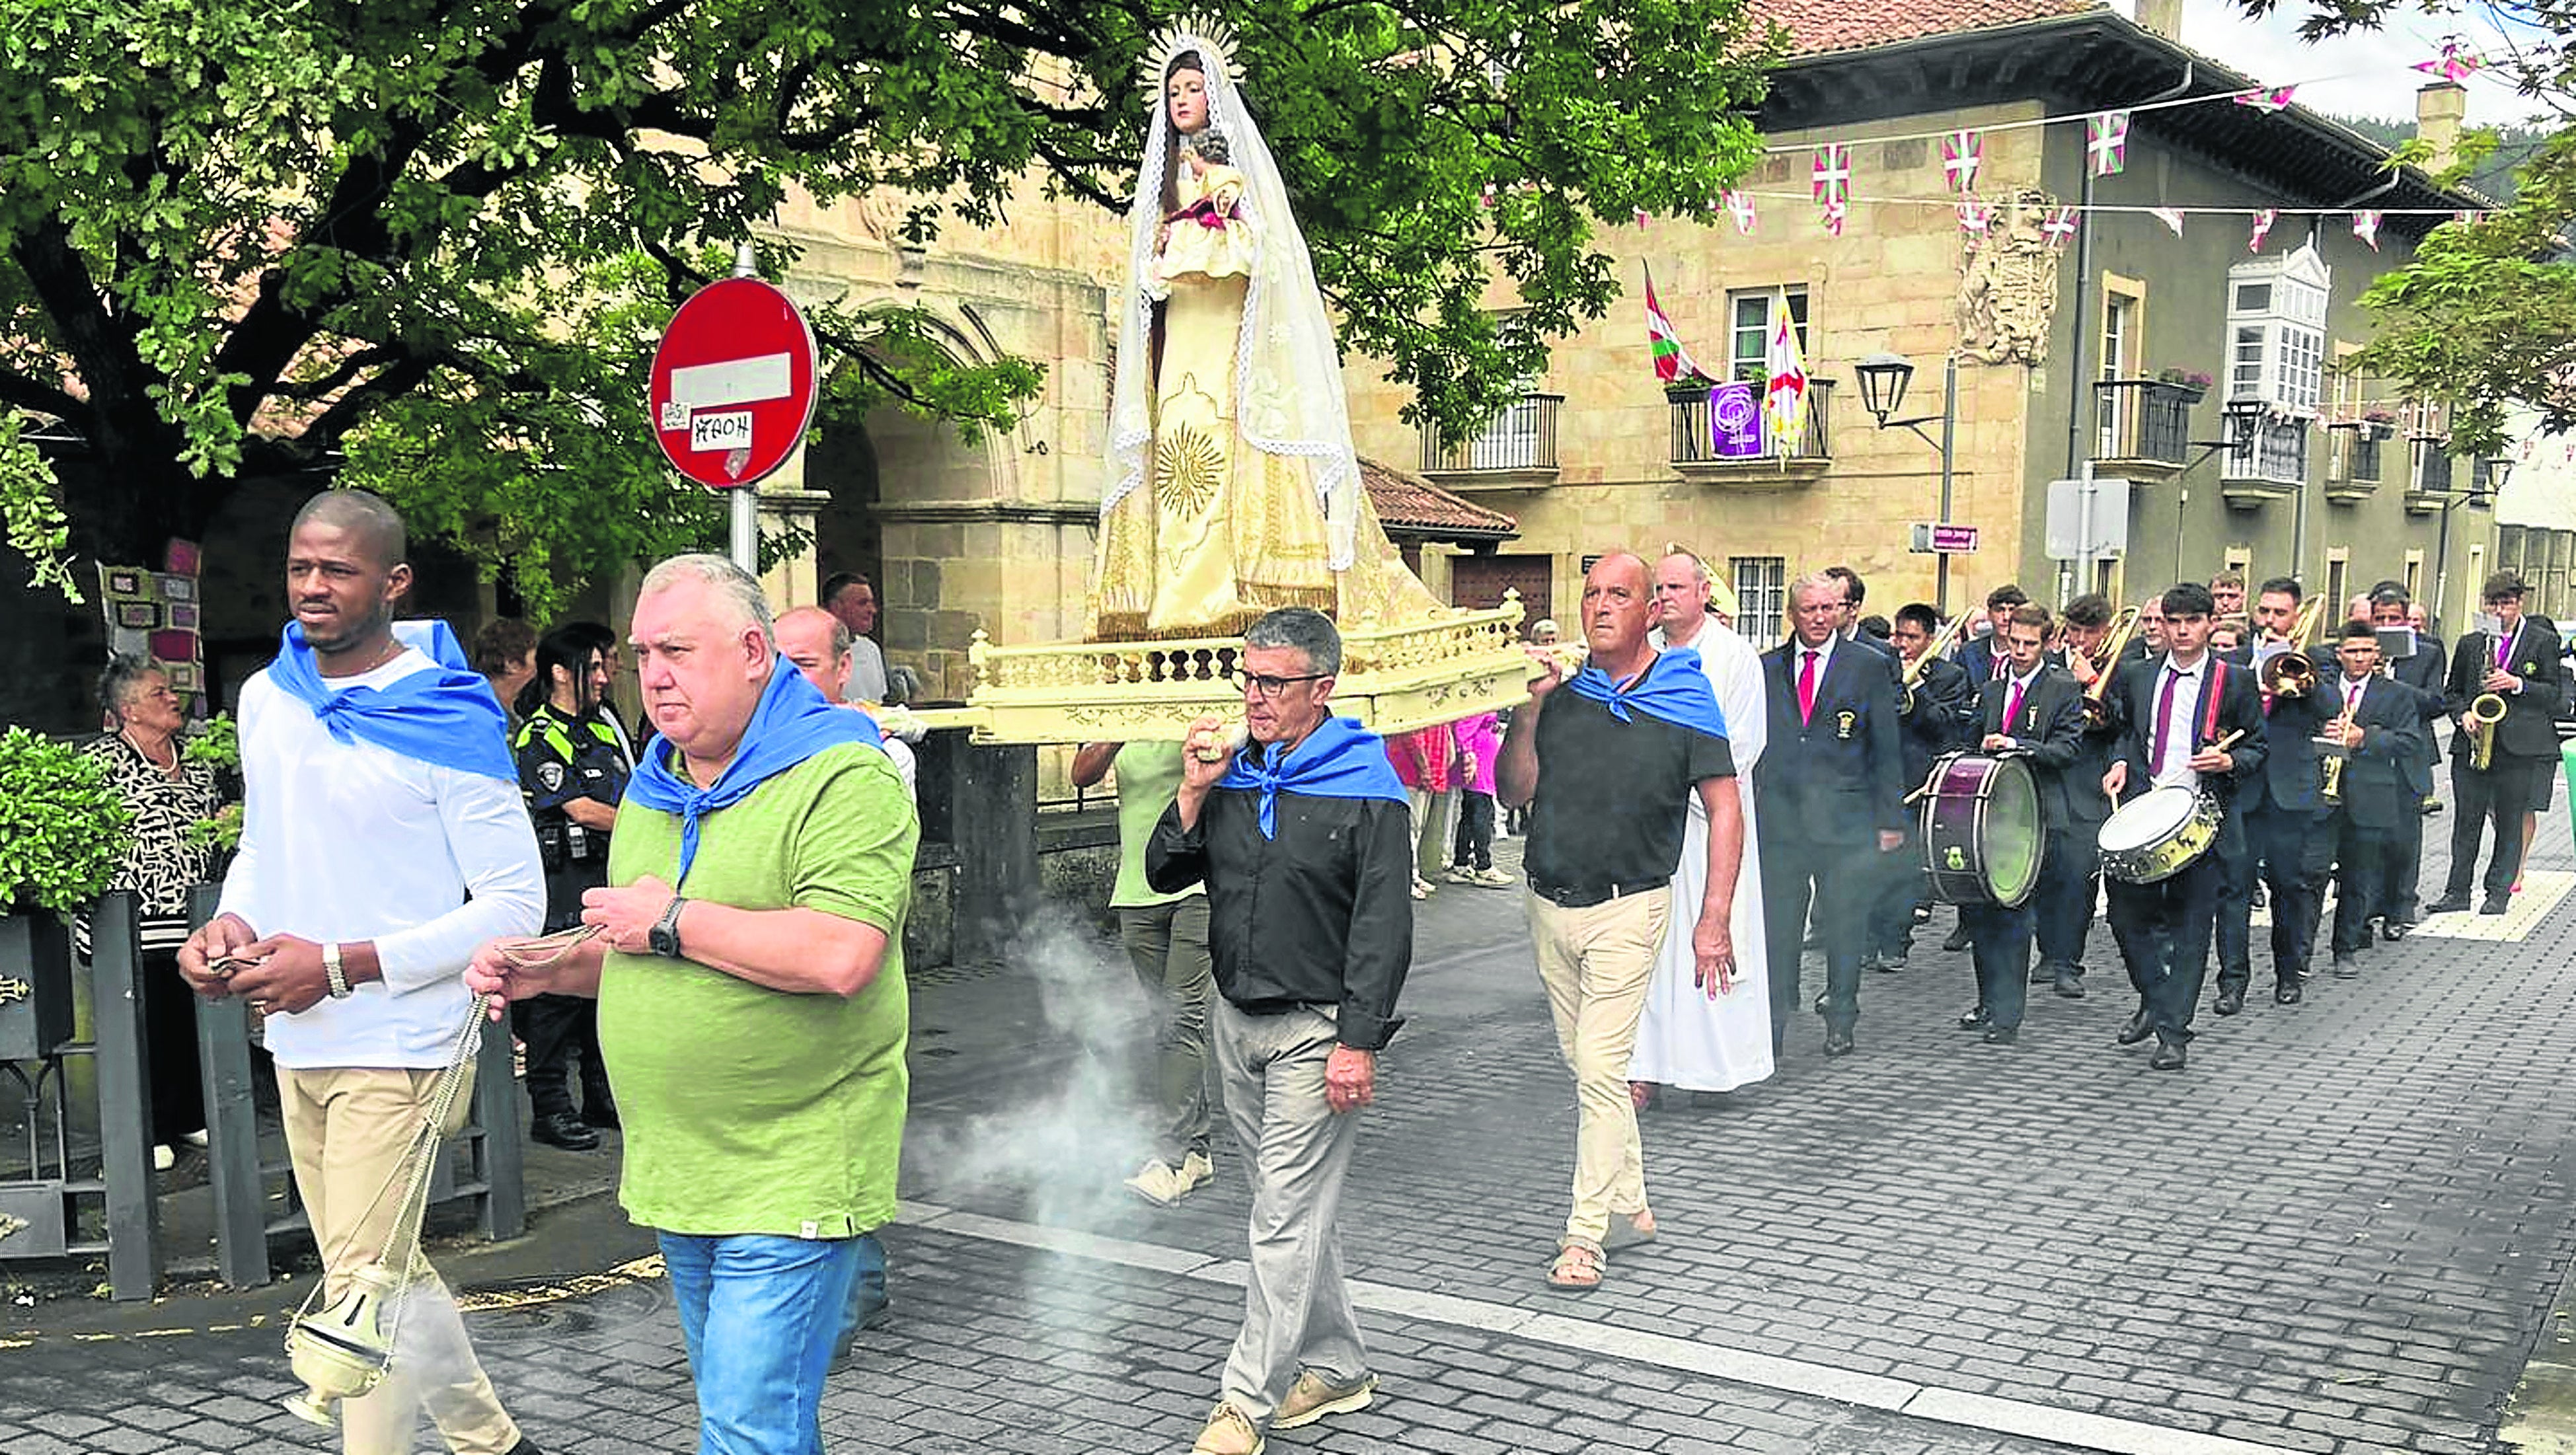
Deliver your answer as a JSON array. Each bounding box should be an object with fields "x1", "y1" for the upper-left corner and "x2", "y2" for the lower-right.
[{"x1": 0, "y1": 727, "x2": 130, "y2": 1059}]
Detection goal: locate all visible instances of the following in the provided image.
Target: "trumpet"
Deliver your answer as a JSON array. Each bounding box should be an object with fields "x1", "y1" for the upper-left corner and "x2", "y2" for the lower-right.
[
  {"x1": 2466, "y1": 692, "x2": 2508, "y2": 771},
  {"x1": 1897, "y1": 613, "x2": 1969, "y2": 715},
  {"x1": 2257, "y1": 594, "x2": 2333, "y2": 698},
  {"x1": 2079, "y1": 605, "x2": 2142, "y2": 726},
  {"x1": 2316, "y1": 709, "x2": 2352, "y2": 806}
]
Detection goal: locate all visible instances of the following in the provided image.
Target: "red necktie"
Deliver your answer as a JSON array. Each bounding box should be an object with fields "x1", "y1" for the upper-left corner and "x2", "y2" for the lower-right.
[
  {"x1": 2003, "y1": 677, "x2": 2026, "y2": 737},
  {"x1": 1798, "y1": 649, "x2": 1819, "y2": 726},
  {"x1": 2150, "y1": 667, "x2": 2181, "y2": 775}
]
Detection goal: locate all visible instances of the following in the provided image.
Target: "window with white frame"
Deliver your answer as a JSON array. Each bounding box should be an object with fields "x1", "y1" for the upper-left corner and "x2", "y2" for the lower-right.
[
  {"x1": 1732, "y1": 556, "x2": 1787, "y2": 644},
  {"x1": 2225, "y1": 244, "x2": 2328, "y2": 414},
  {"x1": 1728, "y1": 289, "x2": 1808, "y2": 383}
]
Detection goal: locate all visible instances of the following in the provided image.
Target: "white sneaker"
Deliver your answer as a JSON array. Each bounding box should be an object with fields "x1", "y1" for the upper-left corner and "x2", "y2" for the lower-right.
[
  {"x1": 152, "y1": 1144, "x2": 175, "y2": 1172},
  {"x1": 1443, "y1": 866, "x2": 1476, "y2": 883},
  {"x1": 1180, "y1": 1150, "x2": 1215, "y2": 1188},
  {"x1": 1127, "y1": 1154, "x2": 1213, "y2": 1207},
  {"x1": 180, "y1": 1129, "x2": 209, "y2": 1148},
  {"x1": 1472, "y1": 867, "x2": 1516, "y2": 887},
  {"x1": 1410, "y1": 882, "x2": 1428, "y2": 900}
]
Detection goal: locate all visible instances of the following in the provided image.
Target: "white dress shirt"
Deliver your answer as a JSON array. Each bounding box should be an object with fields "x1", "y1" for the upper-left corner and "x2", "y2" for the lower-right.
[{"x1": 2148, "y1": 654, "x2": 2211, "y2": 792}]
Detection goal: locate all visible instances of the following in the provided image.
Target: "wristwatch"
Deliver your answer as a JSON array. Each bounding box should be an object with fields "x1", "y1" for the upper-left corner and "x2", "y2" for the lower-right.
[
  {"x1": 322, "y1": 942, "x2": 353, "y2": 999},
  {"x1": 648, "y1": 897, "x2": 689, "y2": 958}
]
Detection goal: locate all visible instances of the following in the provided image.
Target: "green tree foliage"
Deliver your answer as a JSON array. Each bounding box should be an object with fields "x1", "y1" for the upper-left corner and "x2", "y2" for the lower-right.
[
  {"x1": 2241, "y1": 1, "x2": 2573, "y2": 451},
  {"x1": 0, "y1": 1, "x2": 1777, "y2": 615}
]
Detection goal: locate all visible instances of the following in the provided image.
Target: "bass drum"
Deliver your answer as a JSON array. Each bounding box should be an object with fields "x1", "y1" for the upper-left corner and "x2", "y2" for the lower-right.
[
  {"x1": 2098, "y1": 785, "x2": 2222, "y2": 884},
  {"x1": 1919, "y1": 753, "x2": 2043, "y2": 907}
]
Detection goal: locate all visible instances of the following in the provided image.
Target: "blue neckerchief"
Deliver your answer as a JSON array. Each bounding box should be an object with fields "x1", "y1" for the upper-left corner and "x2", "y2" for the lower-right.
[
  {"x1": 1215, "y1": 714, "x2": 1408, "y2": 840},
  {"x1": 625, "y1": 659, "x2": 885, "y2": 886},
  {"x1": 1564, "y1": 648, "x2": 1730, "y2": 739},
  {"x1": 268, "y1": 619, "x2": 516, "y2": 782}
]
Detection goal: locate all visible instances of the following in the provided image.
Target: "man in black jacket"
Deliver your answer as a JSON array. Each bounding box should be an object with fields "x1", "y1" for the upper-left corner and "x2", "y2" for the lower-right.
[
  {"x1": 1953, "y1": 605, "x2": 2084, "y2": 1044},
  {"x1": 1152, "y1": 607, "x2": 1412, "y2": 1455},
  {"x1": 2037, "y1": 594, "x2": 2125, "y2": 998},
  {"x1": 1869, "y1": 602, "x2": 1971, "y2": 969},
  {"x1": 1757, "y1": 573, "x2": 1905, "y2": 1057},
  {"x1": 2370, "y1": 586, "x2": 2446, "y2": 936},
  {"x1": 2213, "y1": 577, "x2": 2336, "y2": 1015},
  {"x1": 2103, "y1": 583, "x2": 2267, "y2": 1070},
  {"x1": 2429, "y1": 572, "x2": 2566, "y2": 916},
  {"x1": 2317, "y1": 620, "x2": 2427, "y2": 975}
]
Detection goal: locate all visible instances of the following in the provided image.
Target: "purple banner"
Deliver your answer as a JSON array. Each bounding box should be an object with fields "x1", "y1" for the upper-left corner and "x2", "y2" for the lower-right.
[{"x1": 1710, "y1": 382, "x2": 1761, "y2": 459}]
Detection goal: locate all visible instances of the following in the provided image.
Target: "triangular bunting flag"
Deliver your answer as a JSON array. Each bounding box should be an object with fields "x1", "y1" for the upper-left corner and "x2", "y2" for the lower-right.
[
  {"x1": 1941, "y1": 130, "x2": 1981, "y2": 193},
  {"x1": 1722, "y1": 190, "x2": 1757, "y2": 236},
  {"x1": 1642, "y1": 262, "x2": 1705, "y2": 385},
  {"x1": 2413, "y1": 36, "x2": 2481, "y2": 83},
  {"x1": 2248, "y1": 209, "x2": 2277, "y2": 252},
  {"x1": 2086, "y1": 112, "x2": 2131, "y2": 176},
  {"x1": 1634, "y1": 208, "x2": 1651, "y2": 231},
  {"x1": 1811, "y1": 144, "x2": 1850, "y2": 204},
  {"x1": 2352, "y1": 211, "x2": 2382, "y2": 252},
  {"x1": 1820, "y1": 196, "x2": 1847, "y2": 237},
  {"x1": 2040, "y1": 207, "x2": 2080, "y2": 250},
  {"x1": 2151, "y1": 207, "x2": 2187, "y2": 237},
  {"x1": 2234, "y1": 86, "x2": 2296, "y2": 113}
]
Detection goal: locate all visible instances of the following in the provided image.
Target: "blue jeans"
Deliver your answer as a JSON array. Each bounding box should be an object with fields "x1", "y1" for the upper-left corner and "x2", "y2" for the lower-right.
[
  {"x1": 836, "y1": 1232, "x2": 890, "y2": 1349},
  {"x1": 660, "y1": 1232, "x2": 862, "y2": 1455}
]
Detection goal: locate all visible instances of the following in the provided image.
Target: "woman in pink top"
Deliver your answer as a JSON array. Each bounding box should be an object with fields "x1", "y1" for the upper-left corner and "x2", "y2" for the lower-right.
[{"x1": 1445, "y1": 712, "x2": 1510, "y2": 885}]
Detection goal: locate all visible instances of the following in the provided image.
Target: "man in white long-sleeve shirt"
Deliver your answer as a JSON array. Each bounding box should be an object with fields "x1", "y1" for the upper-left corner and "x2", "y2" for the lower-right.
[{"x1": 180, "y1": 489, "x2": 545, "y2": 1455}]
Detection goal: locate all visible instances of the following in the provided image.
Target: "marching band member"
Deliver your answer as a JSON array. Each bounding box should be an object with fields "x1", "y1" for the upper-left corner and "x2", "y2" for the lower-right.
[
  {"x1": 2101, "y1": 583, "x2": 2265, "y2": 1070},
  {"x1": 2037, "y1": 594, "x2": 2127, "y2": 999},
  {"x1": 1869, "y1": 603, "x2": 1971, "y2": 971},
  {"x1": 2429, "y1": 572, "x2": 2565, "y2": 916},
  {"x1": 1952, "y1": 605, "x2": 2083, "y2": 1045},
  {"x1": 2213, "y1": 578, "x2": 2335, "y2": 1017},
  {"x1": 2368, "y1": 585, "x2": 2446, "y2": 936},
  {"x1": 2318, "y1": 620, "x2": 2425, "y2": 977}
]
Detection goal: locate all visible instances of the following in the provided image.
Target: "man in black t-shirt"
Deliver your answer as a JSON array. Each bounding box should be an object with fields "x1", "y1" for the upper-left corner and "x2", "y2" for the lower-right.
[{"x1": 1498, "y1": 553, "x2": 1739, "y2": 1295}]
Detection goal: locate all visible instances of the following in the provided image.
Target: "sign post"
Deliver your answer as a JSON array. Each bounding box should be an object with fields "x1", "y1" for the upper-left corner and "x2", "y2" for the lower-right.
[{"x1": 649, "y1": 248, "x2": 819, "y2": 573}]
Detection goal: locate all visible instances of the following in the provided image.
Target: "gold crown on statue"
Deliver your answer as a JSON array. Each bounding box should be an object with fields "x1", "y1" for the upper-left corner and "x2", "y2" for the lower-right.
[{"x1": 1141, "y1": 13, "x2": 1245, "y2": 103}]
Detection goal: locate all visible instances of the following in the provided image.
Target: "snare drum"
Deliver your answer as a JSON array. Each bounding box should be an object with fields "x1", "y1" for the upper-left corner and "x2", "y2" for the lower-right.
[
  {"x1": 1919, "y1": 753, "x2": 2043, "y2": 907},
  {"x1": 2097, "y1": 786, "x2": 2222, "y2": 885}
]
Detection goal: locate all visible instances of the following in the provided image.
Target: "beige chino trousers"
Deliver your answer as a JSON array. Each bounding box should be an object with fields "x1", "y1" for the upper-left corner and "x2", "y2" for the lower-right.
[{"x1": 1527, "y1": 887, "x2": 1670, "y2": 1248}]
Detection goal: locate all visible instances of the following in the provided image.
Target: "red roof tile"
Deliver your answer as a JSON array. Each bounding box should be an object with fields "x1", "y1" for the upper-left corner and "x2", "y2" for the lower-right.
[
  {"x1": 1359, "y1": 457, "x2": 1518, "y2": 539},
  {"x1": 1764, "y1": 0, "x2": 2101, "y2": 56}
]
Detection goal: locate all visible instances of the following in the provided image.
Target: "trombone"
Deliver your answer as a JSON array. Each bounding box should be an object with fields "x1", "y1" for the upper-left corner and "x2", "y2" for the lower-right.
[
  {"x1": 1896, "y1": 613, "x2": 1969, "y2": 715},
  {"x1": 2466, "y1": 692, "x2": 2508, "y2": 771},
  {"x1": 2078, "y1": 605, "x2": 2142, "y2": 728}
]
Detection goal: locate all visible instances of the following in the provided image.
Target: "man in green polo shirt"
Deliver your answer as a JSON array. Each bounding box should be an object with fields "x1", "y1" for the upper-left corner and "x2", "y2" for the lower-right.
[
  {"x1": 469, "y1": 554, "x2": 915, "y2": 1455},
  {"x1": 1073, "y1": 738, "x2": 1215, "y2": 1205}
]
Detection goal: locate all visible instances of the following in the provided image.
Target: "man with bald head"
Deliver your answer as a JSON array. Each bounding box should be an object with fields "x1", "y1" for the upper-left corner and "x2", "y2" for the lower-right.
[
  {"x1": 1499, "y1": 552, "x2": 1741, "y2": 1292},
  {"x1": 469, "y1": 554, "x2": 916, "y2": 1454},
  {"x1": 180, "y1": 488, "x2": 547, "y2": 1455},
  {"x1": 776, "y1": 605, "x2": 917, "y2": 798}
]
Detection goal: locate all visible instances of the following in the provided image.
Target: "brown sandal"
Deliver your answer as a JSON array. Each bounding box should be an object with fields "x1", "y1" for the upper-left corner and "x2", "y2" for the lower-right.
[{"x1": 1547, "y1": 1241, "x2": 1604, "y2": 1292}]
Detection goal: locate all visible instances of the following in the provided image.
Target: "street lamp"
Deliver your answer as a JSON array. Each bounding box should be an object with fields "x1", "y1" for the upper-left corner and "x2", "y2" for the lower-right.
[
  {"x1": 1855, "y1": 351, "x2": 1959, "y2": 614},
  {"x1": 2433, "y1": 451, "x2": 2509, "y2": 634}
]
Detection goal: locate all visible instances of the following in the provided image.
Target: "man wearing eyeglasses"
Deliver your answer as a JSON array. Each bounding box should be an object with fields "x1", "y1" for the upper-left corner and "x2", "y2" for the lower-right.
[
  {"x1": 1151, "y1": 607, "x2": 1413, "y2": 1455},
  {"x1": 1497, "y1": 552, "x2": 1741, "y2": 1296}
]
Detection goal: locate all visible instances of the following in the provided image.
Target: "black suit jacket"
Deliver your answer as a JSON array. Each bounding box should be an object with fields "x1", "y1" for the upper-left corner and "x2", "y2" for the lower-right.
[
  {"x1": 1898, "y1": 654, "x2": 1973, "y2": 792},
  {"x1": 1758, "y1": 637, "x2": 1906, "y2": 848},
  {"x1": 2445, "y1": 618, "x2": 2566, "y2": 763},
  {"x1": 2109, "y1": 653, "x2": 2268, "y2": 839},
  {"x1": 2220, "y1": 641, "x2": 2337, "y2": 813},
  {"x1": 1955, "y1": 634, "x2": 2006, "y2": 690},
  {"x1": 1974, "y1": 666, "x2": 2086, "y2": 832},
  {"x1": 2323, "y1": 674, "x2": 2426, "y2": 831},
  {"x1": 2386, "y1": 634, "x2": 2446, "y2": 794}
]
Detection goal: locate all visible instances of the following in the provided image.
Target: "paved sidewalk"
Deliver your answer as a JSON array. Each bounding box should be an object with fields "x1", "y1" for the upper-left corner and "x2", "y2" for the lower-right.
[{"x1": 5, "y1": 788, "x2": 2571, "y2": 1454}]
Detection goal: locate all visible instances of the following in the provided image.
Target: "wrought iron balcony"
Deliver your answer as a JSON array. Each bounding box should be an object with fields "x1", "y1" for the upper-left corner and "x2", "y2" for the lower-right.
[
  {"x1": 1418, "y1": 393, "x2": 1561, "y2": 489},
  {"x1": 2218, "y1": 410, "x2": 2311, "y2": 505},
  {"x1": 1667, "y1": 379, "x2": 1834, "y2": 488},
  {"x1": 2091, "y1": 379, "x2": 2197, "y2": 475}
]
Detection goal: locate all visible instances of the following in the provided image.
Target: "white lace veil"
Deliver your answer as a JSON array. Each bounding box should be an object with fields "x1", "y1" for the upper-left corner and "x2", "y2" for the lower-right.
[{"x1": 1102, "y1": 31, "x2": 1361, "y2": 571}]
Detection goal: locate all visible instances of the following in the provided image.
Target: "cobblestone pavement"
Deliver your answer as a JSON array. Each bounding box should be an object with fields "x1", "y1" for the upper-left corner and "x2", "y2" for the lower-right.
[{"x1": 5, "y1": 790, "x2": 2571, "y2": 1454}]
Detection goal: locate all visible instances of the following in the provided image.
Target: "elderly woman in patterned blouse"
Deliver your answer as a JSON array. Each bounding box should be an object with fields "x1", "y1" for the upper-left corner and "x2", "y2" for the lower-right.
[{"x1": 82, "y1": 655, "x2": 227, "y2": 1170}]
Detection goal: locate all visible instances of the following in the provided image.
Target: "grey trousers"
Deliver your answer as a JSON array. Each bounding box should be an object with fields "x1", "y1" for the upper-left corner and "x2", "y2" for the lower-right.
[
  {"x1": 1117, "y1": 898, "x2": 1215, "y2": 1167},
  {"x1": 1212, "y1": 998, "x2": 1369, "y2": 1423}
]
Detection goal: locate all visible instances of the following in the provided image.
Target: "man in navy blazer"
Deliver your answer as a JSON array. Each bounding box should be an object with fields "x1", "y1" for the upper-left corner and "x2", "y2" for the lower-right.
[
  {"x1": 1953, "y1": 584, "x2": 2030, "y2": 689},
  {"x1": 2102, "y1": 583, "x2": 2267, "y2": 1070},
  {"x1": 2211, "y1": 578, "x2": 2336, "y2": 1016},
  {"x1": 2369, "y1": 587, "x2": 2445, "y2": 936},
  {"x1": 1757, "y1": 574, "x2": 1905, "y2": 1059},
  {"x1": 1869, "y1": 603, "x2": 1971, "y2": 970},
  {"x1": 2316, "y1": 620, "x2": 2426, "y2": 975},
  {"x1": 2430, "y1": 572, "x2": 2566, "y2": 915}
]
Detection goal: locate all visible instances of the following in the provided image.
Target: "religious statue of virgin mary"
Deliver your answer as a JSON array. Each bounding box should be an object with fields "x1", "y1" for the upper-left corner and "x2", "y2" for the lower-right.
[{"x1": 1088, "y1": 19, "x2": 1440, "y2": 640}]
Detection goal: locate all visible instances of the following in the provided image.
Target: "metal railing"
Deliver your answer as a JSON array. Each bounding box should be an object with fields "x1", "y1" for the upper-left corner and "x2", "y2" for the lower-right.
[
  {"x1": 1667, "y1": 379, "x2": 1834, "y2": 465},
  {"x1": 1420, "y1": 393, "x2": 1561, "y2": 474},
  {"x1": 2091, "y1": 379, "x2": 2195, "y2": 466}
]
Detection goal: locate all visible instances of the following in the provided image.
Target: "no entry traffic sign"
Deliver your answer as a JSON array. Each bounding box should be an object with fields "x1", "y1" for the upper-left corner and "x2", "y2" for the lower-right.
[{"x1": 648, "y1": 276, "x2": 819, "y2": 490}]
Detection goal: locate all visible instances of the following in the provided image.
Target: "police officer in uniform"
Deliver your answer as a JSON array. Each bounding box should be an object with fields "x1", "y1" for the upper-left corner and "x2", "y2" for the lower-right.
[{"x1": 512, "y1": 624, "x2": 630, "y2": 1150}]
